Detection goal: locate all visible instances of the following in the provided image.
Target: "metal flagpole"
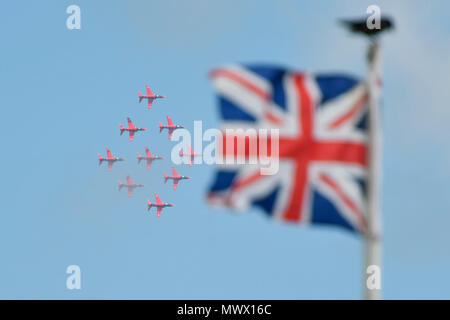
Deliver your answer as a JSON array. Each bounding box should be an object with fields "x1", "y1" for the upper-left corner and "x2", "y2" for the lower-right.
[
  {"x1": 339, "y1": 16, "x2": 392, "y2": 300},
  {"x1": 364, "y1": 40, "x2": 382, "y2": 300}
]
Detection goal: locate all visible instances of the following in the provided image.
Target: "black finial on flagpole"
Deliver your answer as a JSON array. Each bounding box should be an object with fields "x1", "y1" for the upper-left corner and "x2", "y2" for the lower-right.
[
  {"x1": 339, "y1": 16, "x2": 394, "y2": 63},
  {"x1": 339, "y1": 17, "x2": 394, "y2": 38}
]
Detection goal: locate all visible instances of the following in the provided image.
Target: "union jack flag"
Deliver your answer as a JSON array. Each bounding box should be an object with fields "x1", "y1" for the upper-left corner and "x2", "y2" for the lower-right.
[{"x1": 207, "y1": 65, "x2": 369, "y2": 233}]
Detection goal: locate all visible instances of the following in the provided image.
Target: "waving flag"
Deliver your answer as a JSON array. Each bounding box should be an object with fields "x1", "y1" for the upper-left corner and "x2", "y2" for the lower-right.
[{"x1": 207, "y1": 65, "x2": 369, "y2": 233}]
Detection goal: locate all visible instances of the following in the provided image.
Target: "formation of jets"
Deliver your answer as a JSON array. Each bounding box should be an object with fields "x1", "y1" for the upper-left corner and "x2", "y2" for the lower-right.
[{"x1": 98, "y1": 85, "x2": 195, "y2": 218}]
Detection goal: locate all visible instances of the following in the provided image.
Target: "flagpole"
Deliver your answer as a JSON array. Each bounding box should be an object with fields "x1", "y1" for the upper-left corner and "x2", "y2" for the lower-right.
[
  {"x1": 364, "y1": 40, "x2": 382, "y2": 300},
  {"x1": 339, "y1": 16, "x2": 392, "y2": 299}
]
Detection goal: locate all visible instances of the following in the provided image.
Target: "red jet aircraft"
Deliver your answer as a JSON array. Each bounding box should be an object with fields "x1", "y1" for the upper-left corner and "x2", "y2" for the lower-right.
[
  {"x1": 137, "y1": 146, "x2": 164, "y2": 170},
  {"x1": 158, "y1": 115, "x2": 185, "y2": 140},
  {"x1": 163, "y1": 166, "x2": 190, "y2": 190},
  {"x1": 179, "y1": 144, "x2": 202, "y2": 167},
  {"x1": 118, "y1": 174, "x2": 144, "y2": 198},
  {"x1": 138, "y1": 85, "x2": 165, "y2": 109},
  {"x1": 147, "y1": 193, "x2": 174, "y2": 217},
  {"x1": 98, "y1": 148, "x2": 124, "y2": 171},
  {"x1": 120, "y1": 117, "x2": 146, "y2": 142}
]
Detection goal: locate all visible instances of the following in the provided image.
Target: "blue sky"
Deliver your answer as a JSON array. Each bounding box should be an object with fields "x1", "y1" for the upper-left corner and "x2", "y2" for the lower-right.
[{"x1": 1, "y1": 0, "x2": 449, "y2": 299}]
